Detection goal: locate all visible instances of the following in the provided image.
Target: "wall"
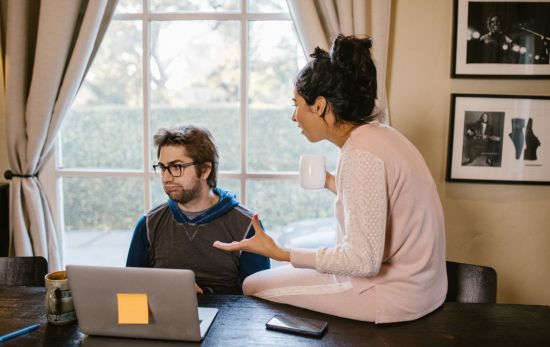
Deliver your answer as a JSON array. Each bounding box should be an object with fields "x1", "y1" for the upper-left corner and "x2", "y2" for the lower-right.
[
  {"x1": 388, "y1": 0, "x2": 550, "y2": 305},
  {"x1": 0, "y1": 0, "x2": 549, "y2": 305}
]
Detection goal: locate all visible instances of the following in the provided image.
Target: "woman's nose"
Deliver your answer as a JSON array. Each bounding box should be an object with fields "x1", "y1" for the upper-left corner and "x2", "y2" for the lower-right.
[{"x1": 291, "y1": 110, "x2": 297, "y2": 122}]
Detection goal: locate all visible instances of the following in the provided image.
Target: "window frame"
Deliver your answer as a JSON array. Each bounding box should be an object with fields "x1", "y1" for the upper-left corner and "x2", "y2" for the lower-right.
[{"x1": 40, "y1": 0, "x2": 302, "y2": 237}]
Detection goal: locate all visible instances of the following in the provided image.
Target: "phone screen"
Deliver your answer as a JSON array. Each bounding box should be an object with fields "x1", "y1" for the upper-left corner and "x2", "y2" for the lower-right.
[{"x1": 266, "y1": 314, "x2": 328, "y2": 337}]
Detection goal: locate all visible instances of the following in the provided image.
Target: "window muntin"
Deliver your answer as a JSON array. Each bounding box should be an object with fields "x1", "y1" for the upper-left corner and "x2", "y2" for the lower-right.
[{"x1": 55, "y1": 0, "x2": 338, "y2": 266}]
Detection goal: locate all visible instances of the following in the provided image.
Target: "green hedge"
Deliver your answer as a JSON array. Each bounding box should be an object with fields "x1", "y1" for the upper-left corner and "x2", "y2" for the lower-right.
[{"x1": 61, "y1": 105, "x2": 337, "y2": 232}]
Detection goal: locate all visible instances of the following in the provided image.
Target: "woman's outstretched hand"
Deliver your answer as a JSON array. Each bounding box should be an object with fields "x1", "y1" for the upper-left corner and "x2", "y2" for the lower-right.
[{"x1": 213, "y1": 214, "x2": 290, "y2": 262}]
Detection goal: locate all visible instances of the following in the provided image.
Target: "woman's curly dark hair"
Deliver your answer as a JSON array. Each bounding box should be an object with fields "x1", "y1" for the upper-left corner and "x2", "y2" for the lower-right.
[{"x1": 294, "y1": 34, "x2": 378, "y2": 125}]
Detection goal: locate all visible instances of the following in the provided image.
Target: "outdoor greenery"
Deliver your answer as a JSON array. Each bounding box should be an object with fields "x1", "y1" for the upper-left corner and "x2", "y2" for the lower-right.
[
  {"x1": 62, "y1": 105, "x2": 337, "y2": 232},
  {"x1": 60, "y1": 0, "x2": 338, "y2": 242}
]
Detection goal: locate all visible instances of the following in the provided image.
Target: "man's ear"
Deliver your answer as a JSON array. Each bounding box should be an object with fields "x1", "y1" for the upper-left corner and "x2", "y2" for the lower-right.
[
  {"x1": 200, "y1": 162, "x2": 212, "y2": 180},
  {"x1": 314, "y1": 96, "x2": 327, "y2": 117}
]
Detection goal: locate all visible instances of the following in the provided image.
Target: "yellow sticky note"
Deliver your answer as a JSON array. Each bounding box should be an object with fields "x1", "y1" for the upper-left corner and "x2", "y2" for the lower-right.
[{"x1": 117, "y1": 293, "x2": 149, "y2": 324}]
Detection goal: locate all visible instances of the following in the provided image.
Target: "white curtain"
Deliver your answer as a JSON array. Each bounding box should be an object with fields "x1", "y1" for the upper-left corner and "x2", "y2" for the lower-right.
[
  {"x1": 286, "y1": 0, "x2": 392, "y2": 123},
  {"x1": 0, "y1": 0, "x2": 118, "y2": 270}
]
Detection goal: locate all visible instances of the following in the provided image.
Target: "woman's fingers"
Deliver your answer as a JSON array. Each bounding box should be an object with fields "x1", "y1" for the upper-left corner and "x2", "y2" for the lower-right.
[
  {"x1": 251, "y1": 214, "x2": 265, "y2": 235},
  {"x1": 213, "y1": 214, "x2": 264, "y2": 251},
  {"x1": 212, "y1": 240, "x2": 245, "y2": 251},
  {"x1": 213, "y1": 214, "x2": 279, "y2": 258}
]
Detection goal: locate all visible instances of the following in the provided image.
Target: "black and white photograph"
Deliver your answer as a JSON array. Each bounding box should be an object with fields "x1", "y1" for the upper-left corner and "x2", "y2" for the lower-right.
[
  {"x1": 461, "y1": 111, "x2": 504, "y2": 167},
  {"x1": 452, "y1": 0, "x2": 550, "y2": 77},
  {"x1": 447, "y1": 94, "x2": 550, "y2": 184}
]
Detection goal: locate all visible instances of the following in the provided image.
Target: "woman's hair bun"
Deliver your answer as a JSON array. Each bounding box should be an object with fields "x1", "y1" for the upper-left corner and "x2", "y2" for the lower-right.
[
  {"x1": 329, "y1": 34, "x2": 373, "y2": 71},
  {"x1": 310, "y1": 46, "x2": 329, "y2": 60},
  {"x1": 295, "y1": 34, "x2": 378, "y2": 125}
]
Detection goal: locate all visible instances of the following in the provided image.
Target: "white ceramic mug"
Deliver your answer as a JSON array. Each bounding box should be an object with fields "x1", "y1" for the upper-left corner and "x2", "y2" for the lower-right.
[{"x1": 299, "y1": 155, "x2": 326, "y2": 189}]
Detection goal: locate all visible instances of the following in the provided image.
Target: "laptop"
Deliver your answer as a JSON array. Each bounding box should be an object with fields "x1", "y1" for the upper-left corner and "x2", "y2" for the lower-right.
[{"x1": 66, "y1": 265, "x2": 218, "y2": 342}]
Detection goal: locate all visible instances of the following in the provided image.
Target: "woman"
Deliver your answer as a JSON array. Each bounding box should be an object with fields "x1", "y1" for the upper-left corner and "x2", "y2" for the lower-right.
[{"x1": 214, "y1": 34, "x2": 447, "y2": 323}]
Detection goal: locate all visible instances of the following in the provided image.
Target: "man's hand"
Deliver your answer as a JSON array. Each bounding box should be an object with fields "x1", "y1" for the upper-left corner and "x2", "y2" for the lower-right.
[{"x1": 213, "y1": 215, "x2": 290, "y2": 262}]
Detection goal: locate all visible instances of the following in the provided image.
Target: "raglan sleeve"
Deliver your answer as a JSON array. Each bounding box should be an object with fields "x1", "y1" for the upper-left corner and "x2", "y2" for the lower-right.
[{"x1": 126, "y1": 215, "x2": 151, "y2": 267}]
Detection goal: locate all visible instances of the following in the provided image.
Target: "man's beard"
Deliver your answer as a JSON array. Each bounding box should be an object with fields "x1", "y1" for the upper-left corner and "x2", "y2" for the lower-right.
[{"x1": 164, "y1": 179, "x2": 201, "y2": 205}]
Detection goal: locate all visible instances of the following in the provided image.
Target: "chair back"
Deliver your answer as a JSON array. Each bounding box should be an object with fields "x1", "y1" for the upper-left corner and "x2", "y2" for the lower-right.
[
  {"x1": 445, "y1": 261, "x2": 497, "y2": 303},
  {"x1": 0, "y1": 183, "x2": 9, "y2": 256},
  {"x1": 0, "y1": 256, "x2": 48, "y2": 286}
]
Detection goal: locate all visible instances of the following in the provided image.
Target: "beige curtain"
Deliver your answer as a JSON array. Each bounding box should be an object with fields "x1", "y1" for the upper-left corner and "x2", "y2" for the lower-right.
[
  {"x1": 0, "y1": 0, "x2": 118, "y2": 270},
  {"x1": 286, "y1": 0, "x2": 392, "y2": 123}
]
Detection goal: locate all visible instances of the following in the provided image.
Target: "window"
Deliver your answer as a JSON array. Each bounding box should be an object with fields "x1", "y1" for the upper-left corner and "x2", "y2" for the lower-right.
[{"x1": 43, "y1": 0, "x2": 338, "y2": 266}]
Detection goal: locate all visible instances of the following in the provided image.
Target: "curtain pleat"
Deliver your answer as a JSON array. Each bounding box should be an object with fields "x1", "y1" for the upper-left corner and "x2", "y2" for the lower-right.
[
  {"x1": 286, "y1": 0, "x2": 392, "y2": 123},
  {"x1": 1, "y1": 0, "x2": 118, "y2": 271}
]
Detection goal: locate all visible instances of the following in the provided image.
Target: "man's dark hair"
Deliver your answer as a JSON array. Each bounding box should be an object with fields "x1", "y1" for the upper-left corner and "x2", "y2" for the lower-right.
[
  {"x1": 479, "y1": 113, "x2": 489, "y2": 122},
  {"x1": 154, "y1": 125, "x2": 218, "y2": 188}
]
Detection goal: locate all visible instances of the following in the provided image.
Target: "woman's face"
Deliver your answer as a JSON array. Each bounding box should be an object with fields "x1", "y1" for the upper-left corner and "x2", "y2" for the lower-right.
[{"x1": 291, "y1": 90, "x2": 327, "y2": 143}]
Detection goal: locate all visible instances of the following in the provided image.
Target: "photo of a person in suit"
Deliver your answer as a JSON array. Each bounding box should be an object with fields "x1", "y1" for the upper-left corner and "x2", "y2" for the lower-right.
[{"x1": 462, "y1": 112, "x2": 503, "y2": 166}]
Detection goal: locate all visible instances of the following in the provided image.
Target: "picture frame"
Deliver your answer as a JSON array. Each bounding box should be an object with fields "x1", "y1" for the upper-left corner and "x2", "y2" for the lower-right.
[
  {"x1": 447, "y1": 94, "x2": 550, "y2": 184},
  {"x1": 452, "y1": 0, "x2": 550, "y2": 78}
]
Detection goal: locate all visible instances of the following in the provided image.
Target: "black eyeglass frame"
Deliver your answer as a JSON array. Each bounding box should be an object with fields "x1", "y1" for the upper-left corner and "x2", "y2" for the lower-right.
[{"x1": 152, "y1": 162, "x2": 198, "y2": 177}]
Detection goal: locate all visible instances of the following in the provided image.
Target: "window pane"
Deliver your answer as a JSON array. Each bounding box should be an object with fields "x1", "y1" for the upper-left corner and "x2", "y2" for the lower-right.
[
  {"x1": 63, "y1": 177, "x2": 144, "y2": 231},
  {"x1": 218, "y1": 178, "x2": 240, "y2": 200},
  {"x1": 61, "y1": 21, "x2": 143, "y2": 170},
  {"x1": 63, "y1": 177, "x2": 143, "y2": 266},
  {"x1": 152, "y1": 0, "x2": 239, "y2": 12},
  {"x1": 64, "y1": 230, "x2": 132, "y2": 266},
  {"x1": 248, "y1": 0, "x2": 287, "y2": 12},
  {"x1": 246, "y1": 180, "x2": 334, "y2": 235},
  {"x1": 115, "y1": 0, "x2": 142, "y2": 13},
  {"x1": 248, "y1": 21, "x2": 338, "y2": 172},
  {"x1": 150, "y1": 21, "x2": 240, "y2": 172}
]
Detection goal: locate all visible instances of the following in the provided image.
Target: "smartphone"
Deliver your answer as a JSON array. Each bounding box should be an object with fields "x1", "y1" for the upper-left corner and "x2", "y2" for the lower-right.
[{"x1": 265, "y1": 314, "x2": 328, "y2": 337}]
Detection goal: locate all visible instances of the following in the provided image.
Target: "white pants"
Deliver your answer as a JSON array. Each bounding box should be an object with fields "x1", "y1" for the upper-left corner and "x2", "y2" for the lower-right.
[{"x1": 243, "y1": 264, "x2": 377, "y2": 322}]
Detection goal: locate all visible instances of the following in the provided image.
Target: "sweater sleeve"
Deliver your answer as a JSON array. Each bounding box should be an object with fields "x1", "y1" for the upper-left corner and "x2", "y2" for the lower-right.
[
  {"x1": 126, "y1": 215, "x2": 151, "y2": 267},
  {"x1": 291, "y1": 149, "x2": 387, "y2": 277}
]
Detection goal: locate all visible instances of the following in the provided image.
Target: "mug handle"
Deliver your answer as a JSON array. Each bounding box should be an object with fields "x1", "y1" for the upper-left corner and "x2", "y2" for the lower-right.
[{"x1": 47, "y1": 287, "x2": 62, "y2": 315}]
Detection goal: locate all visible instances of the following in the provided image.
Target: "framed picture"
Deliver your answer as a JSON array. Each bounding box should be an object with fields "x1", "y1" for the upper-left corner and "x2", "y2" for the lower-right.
[
  {"x1": 452, "y1": 0, "x2": 550, "y2": 78},
  {"x1": 447, "y1": 94, "x2": 550, "y2": 184}
]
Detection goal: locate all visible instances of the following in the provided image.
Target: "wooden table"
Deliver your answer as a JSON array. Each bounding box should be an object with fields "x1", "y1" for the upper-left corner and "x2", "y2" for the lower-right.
[{"x1": 1, "y1": 286, "x2": 549, "y2": 346}]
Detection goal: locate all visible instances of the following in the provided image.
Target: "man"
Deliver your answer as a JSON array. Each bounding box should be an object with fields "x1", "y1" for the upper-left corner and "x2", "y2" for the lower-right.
[
  {"x1": 478, "y1": 14, "x2": 515, "y2": 64},
  {"x1": 462, "y1": 113, "x2": 501, "y2": 166},
  {"x1": 127, "y1": 125, "x2": 270, "y2": 294}
]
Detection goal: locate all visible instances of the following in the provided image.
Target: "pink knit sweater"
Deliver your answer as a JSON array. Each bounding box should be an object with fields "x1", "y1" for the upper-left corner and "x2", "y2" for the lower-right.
[{"x1": 291, "y1": 122, "x2": 447, "y2": 323}]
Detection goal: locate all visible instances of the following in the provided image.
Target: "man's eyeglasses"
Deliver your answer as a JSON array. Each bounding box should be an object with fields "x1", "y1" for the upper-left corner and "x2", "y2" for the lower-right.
[{"x1": 153, "y1": 162, "x2": 197, "y2": 177}]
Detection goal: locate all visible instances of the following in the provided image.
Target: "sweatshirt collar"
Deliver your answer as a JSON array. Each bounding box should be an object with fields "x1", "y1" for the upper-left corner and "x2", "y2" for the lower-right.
[{"x1": 168, "y1": 187, "x2": 239, "y2": 224}]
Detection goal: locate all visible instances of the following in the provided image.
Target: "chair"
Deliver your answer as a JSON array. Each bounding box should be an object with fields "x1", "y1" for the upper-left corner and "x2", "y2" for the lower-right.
[
  {"x1": 445, "y1": 260, "x2": 497, "y2": 303},
  {"x1": 0, "y1": 183, "x2": 9, "y2": 256},
  {"x1": 0, "y1": 256, "x2": 48, "y2": 286}
]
